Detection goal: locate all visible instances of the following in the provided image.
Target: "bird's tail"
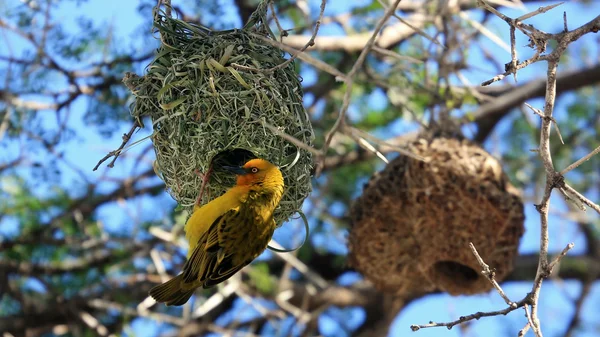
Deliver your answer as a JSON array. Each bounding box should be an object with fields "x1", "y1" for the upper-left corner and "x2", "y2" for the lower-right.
[{"x1": 149, "y1": 275, "x2": 195, "y2": 306}]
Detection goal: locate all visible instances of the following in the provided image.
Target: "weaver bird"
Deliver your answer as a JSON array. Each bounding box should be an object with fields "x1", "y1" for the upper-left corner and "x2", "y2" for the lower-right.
[{"x1": 149, "y1": 158, "x2": 284, "y2": 306}]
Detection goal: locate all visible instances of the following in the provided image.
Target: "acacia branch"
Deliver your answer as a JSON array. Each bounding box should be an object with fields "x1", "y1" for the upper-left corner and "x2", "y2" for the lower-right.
[{"x1": 411, "y1": 6, "x2": 600, "y2": 336}]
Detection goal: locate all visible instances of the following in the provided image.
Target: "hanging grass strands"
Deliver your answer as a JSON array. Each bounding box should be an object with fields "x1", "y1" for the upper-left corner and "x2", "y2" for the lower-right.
[{"x1": 126, "y1": 1, "x2": 314, "y2": 226}]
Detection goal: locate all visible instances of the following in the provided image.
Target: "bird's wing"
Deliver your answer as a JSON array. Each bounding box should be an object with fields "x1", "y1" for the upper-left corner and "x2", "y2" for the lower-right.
[
  {"x1": 181, "y1": 210, "x2": 228, "y2": 283},
  {"x1": 202, "y1": 254, "x2": 249, "y2": 288},
  {"x1": 181, "y1": 208, "x2": 250, "y2": 287}
]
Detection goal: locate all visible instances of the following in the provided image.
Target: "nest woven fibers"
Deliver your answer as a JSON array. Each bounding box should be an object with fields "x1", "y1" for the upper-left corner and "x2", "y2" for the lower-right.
[
  {"x1": 348, "y1": 136, "x2": 525, "y2": 296},
  {"x1": 127, "y1": 6, "x2": 314, "y2": 226}
]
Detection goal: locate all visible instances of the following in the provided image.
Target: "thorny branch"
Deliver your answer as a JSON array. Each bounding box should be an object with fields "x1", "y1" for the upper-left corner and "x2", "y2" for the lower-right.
[
  {"x1": 411, "y1": 296, "x2": 531, "y2": 331},
  {"x1": 412, "y1": 4, "x2": 600, "y2": 337}
]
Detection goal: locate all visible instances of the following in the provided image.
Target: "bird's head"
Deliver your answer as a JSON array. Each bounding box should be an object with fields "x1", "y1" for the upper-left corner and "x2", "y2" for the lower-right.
[{"x1": 223, "y1": 158, "x2": 284, "y2": 190}]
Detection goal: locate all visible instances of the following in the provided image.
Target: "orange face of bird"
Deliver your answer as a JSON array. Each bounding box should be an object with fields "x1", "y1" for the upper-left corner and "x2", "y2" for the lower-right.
[{"x1": 223, "y1": 159, "x2": 278, "y2": 187}]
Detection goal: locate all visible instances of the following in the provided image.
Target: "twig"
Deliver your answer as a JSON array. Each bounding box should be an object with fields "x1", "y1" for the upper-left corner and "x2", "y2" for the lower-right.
[
  {"x1": 457, "y1": 11, "x2": 511, "y2": 54},
  {"x1": 239, "y1": 35, "x2": 347, "y2": 80},
  {"x1": 515, "y1": 3, "x2": 564, "y2": 22},
  {"x1": 509, "y1": 24, "x2": 518, "y2": 82},
  {"x1": 0, "y1": 106, "x2": 13, "y2": 141},
  {"x1": 347, "y1": 126, "x2": 424, "y2": 161},
  {"x1": 265, "y1": 0, "x2": 327, "y2": 73},
  {"x1": 192, "y1": 279, "x2": 240, "y2": 318},
  {"x1": 481, "y1": 51, "x2": 542, "y2": 86},
  {"x1": 414, "y1": 5, "x2": 599, "y2": 336},
  {"x1": 77, "y1": 310, "x2": 111, "y2": 337},
  {"x1": 477, "y1": 0, "x2": 560, "y2": 86},
  {"x1": 149, "y1": 249, "x2": 169, "y2": 283},
  {"x1": 230, "y1": 1, "x2": 327, "y2": 75},
  {"x1": 261, "y1": 121, "x2": 323, "y2": 157},
  {"x1": 235, "y1": 283, "x2": 286, "y2": 319},
  {"x1": 469, "y1": 243, "x2": 516, "y2": 307},
  {"x1": 354, "y1": 136, "x2": 389, "y2": 164},
  {"x1": 371, "y1": 46, "x2": 423, "y2": 63},
  {"x1": 316, "y1": 0, "x2": 404, "y2": 176},
  {"x1": 523, "y1": 304, "x2": 541, "y2": 337},
  {"x1": 89, "y1": 298, "x2": 186, "y2": 326},
  {"x1": 269, "y1": 240, "x2": 328, "y2": 289},
  {"x1": 560, "y1": 183, "x2": 600, "y2": 215},
  {"x1": 527, "y1": 57, "x2": 562, "y2": 337},
  {"x1": 524, "y1": 103, "x2": 564, "y2": 144},
  {"x1": 410, "y1": 298, "x2": 528, "y2": 331},
  {"x1": 268, "y1": 1, "x2": 285, "y2": 41},
  {"x1": 558, "y1": 186, "x2": 587, "y2": 211},
  {"x1": 518, "y1": 322, "x2": 531, "y2": 337},
  {"x1": 93, "y1": 120, "x2": 141, "y2": 171},
  {"x1": 477, "y1": 0, "x2": 511, "y2": 21},
  {"x1": 547, "y1": 243, "x2": 575, "y2": 272},
  {"x1": 378, "y1": 0, "x2": 444, "y2": 48},
  {"x1": 560, "y1": 144, "x2": 600, "y2": 175}
]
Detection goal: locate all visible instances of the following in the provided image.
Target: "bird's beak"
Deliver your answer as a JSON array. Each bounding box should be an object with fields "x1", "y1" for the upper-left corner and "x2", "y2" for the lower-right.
[{"x1": 222, "y1": 165, "x2": 247, "y2": 175}]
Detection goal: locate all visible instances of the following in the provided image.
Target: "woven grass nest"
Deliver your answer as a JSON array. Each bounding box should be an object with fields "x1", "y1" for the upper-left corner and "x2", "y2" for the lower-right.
[
  {"x1": 126, "y1": 8, "x2": 314, "y2": 225},
  {"x1": 348, "y1": 137, "x2": 525, "y2": 296}
]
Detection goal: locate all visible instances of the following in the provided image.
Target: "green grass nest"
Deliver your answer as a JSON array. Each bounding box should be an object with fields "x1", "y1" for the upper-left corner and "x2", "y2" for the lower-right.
[{"x1": 128, "y1": 9, "x2": 314, "y2": 226}]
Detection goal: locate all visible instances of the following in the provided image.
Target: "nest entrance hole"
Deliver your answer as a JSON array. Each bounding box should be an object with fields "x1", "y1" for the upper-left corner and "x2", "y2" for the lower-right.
[{"x1": 431, "y1": 261, "x2": 480, "y2": 288}]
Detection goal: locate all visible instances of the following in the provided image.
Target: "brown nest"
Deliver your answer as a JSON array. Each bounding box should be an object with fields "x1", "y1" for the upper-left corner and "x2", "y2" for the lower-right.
[{"x1": 348, "y1": 137, "x2": 525, "y2": 296}]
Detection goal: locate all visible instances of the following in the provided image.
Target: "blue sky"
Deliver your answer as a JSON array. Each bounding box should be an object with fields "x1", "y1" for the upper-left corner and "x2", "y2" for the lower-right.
[{"x1": 1, "y1": 0, "x2": 600, "y2": 336}]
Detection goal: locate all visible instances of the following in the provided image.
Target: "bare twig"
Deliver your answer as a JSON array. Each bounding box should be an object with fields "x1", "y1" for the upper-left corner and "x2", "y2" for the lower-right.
[
  {"x1": 243, "y1": 35, "x2": 347, "y2": 80},
  {"x1": 347, "y1": 126, "x2": 425, "y2": 161},
  {"x1": 547, "y1": 243, "x2": 575, "y2": 272},
  {"x1": 378, "y1": 0, "x2": 444, "y2": 48},
  {"x1": 354, "y1": 136, "x2": 389, "y2": 164},
  {"x1": 515, "y1": 3, "x2": 564, "y2": 22},
  {"x1": 316, "y1": 0, "x2": 404, "y2": 176},
  {"x1": 523, "y1": 304, "x2": 541, "y2": 337},
  {"x1": 261, "y1": 121, "x2": 323, "y2": 157},
  {"x1": 480, "y1": 52, "x2": 542, "y2": 86},
  {"x1": 89, "y1": 298, "x2": 185, "y2": 326},
  {"x1": 524, "y1": 103, "x2": 564, "y2": 144},
  {"x1": 527, "y1": 58, "x2": 561, "y2": 337},
  {"x1": 560, "y1": 144, "x2": 600, "y2": 175},
  {"x1": 560, "y1": 183, "x2": 600, "y2": 215},
  {"x1": 269, "y1": 240, "x2": 329, "y2": 289},
  {"x1": 77, "y1": 311, "x2": 111, "y2": 337},
  {"x1": 457, "y1": 11, "x2": 511, "y2": 54},
  {"x1": 519, "y1": 322, "x2": 531, "y2": 337},
  {"x1": 469, "y1": 243, "x2": 516, "y2": 307},
  {"x1": 410, "y1": 297, "x2": 529, "y2": 331},
  {"x1": 192, "y1": 280, "x2": 240, "y2": 318},
  {"x1": 93, "y1": 121, "x2": 141, "y2": 171},
  {"x1": 265, "y1": 0, "x2": 326, "y2": 73},
  {"x1": 268, "y1": 1, "x2": 285, "y2": 40},
  {"x1": 477, "y1": 0, "x2": 565, "y2": 86},
  {"x1": 411, "y1": 241, "x2": 571, "y2": 333}
]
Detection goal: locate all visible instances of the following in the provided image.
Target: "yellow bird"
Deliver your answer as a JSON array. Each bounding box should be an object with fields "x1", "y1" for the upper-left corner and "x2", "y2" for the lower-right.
[{"x1": 149, "y1": 158, "x2": 284, "y2": 306}]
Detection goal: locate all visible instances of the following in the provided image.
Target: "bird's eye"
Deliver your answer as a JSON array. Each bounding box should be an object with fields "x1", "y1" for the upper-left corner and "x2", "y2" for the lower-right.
[{"x1": 250, "y1": 167, "x2": 259, "y2": 173}]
